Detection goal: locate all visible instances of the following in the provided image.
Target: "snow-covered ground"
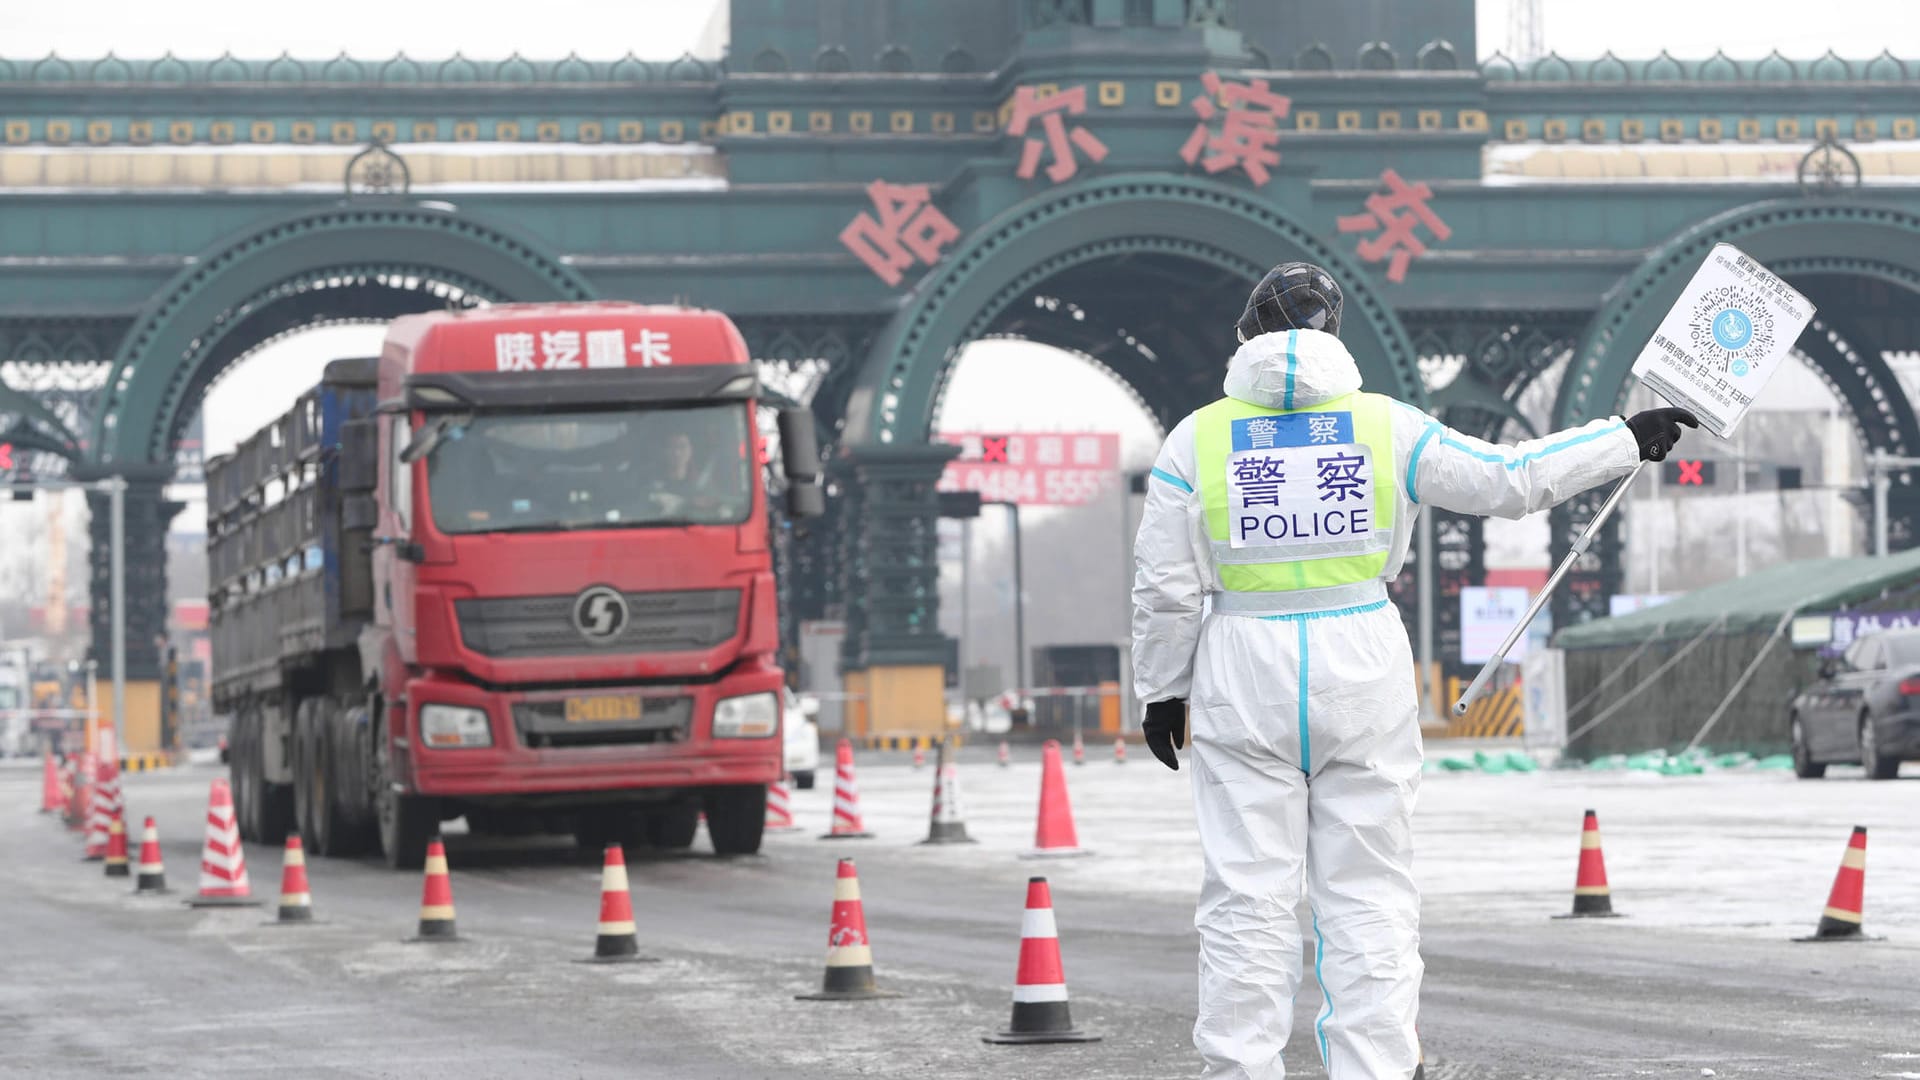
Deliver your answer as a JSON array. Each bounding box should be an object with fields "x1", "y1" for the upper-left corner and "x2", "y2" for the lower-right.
[{"x1": 785, "y1": 747, "x2": 1920, "y2": 942}]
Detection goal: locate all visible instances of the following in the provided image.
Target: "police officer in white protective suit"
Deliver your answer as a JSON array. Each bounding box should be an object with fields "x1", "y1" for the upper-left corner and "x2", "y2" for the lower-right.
[{"x1": 1131, "y1": 262, "x2": 1696, "y2": 1079}]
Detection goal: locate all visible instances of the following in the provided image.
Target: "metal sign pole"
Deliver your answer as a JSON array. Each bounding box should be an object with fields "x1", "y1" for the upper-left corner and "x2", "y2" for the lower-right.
[
  {"x1": 959, "y1": 516, "x2": 971, "y2": 708},
  {"x1": 1008, "y1": 502, "x2": 1026, "y2": 698},
  {"x1": 1649, "y1": 457, "x2": 1661, "y2": 594},
  {"x1": 1454, "y1": 460, "x2": 1648, "y2": 715},
  {"x1": 109, "y1": 476, "x2": 127, "y2": 757},
  {"x1": 1872, "y1": 449, "x2": 1890, "y2": 557},
  {"x1": 1417, "y1": 508, "x2": 1436, "y2": 723},
  {"x1": 85, "y1": 659, "x2": 98, "y2": 758}
]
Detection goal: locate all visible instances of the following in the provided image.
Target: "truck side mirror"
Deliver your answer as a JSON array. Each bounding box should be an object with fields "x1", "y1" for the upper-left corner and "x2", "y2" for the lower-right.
[
  {"x1": 776, "y1": 408, "x2": 822, "y2": 479},
  {"x1": 776, "y1": 407, "x2": 825, "y2": 520},
  {"x1": 786, "y1": 484, "x2": 825, "y2": 518},
  {"x1": 340, "y1": 418, "x2": 378, "y2": 492}
]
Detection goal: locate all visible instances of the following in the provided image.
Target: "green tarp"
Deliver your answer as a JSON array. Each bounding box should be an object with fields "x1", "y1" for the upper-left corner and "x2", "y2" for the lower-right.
[{"x1": 1553, "y1": 547, "x2": 1920, "y2": 651}]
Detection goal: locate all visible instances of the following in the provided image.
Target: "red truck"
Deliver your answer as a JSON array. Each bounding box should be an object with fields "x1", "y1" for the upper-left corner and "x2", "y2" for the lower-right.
[{"x1": 210, "y1": 303, "x2": 822, "y2": 867}]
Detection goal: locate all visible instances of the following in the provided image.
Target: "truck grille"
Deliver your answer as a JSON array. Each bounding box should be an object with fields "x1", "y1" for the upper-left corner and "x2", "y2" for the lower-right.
[
  {"x1": 455, "y1": 589, "x2": 739, "y2": 658},
  {"x1": 512, "y1": 695, "x2": 692, "y2": 749}
]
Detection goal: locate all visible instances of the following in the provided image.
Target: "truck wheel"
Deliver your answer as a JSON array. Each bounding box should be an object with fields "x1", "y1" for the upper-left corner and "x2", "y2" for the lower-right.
[
  {"x1": 238, "y1": 708, "x2": 293, "y2": 843},
  {"x1": 703, "y1": 786, "x2": 766, "y2": 856},
  {"x1": 292, "y1": 700, "x2": 320, "y2": 851},
  {"x1": 373, "y1": 723, "x2": 435, "y2": 870},
  {"x1": 314, "y1": 700, "x2": 377, "y2": 857},
  {"x1": 229, "y1": 716, "x2": 257, "y2": 841},
  {"x1": 644, "y1": 802, "x2": 701, "y2": 850},
  {"x1": 792, "y1": 771, "x2": 816, "y2": 790},
  {"x1": 377, "y1": 786, "x2": 437, "y2": 870}
]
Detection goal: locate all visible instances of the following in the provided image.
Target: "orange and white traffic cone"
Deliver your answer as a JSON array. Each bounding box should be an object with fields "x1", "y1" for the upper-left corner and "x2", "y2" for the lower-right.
[
  {"x1": 919, "y1": 739, "x2": 975, "y2": 845},
  {"x1": 189, "y1": 777, "x2": 259, "y2": 907},
  {"x1": 102, "y1": 815, "x2": 130, "y2": 878},
  {"x1": 1795, "y1": 826, "x2": 1876, "y2": 942},
  {"x1": 1554, "y1": 809, "x2": 1619, "y2": 918},
  {"x1": 273, "y1": 835, "x2": 315, "y2": 924},
  {"x1": 764, "y1": 775, "x2": 800, "y2": 832},
  {"x1": 1071, "y1": 730, "x2": 1085, "y2": 766},
  {"x1": 64, "y1": 751, "x2": 92, "y2": 831},
  {"x1": 39, "y1": 752, "x2": 64, "y2": 814},
  {"x1": 133, "y1": 816, "x2": 167, "y2": 895},
  {"x1": 98, "y1": 760, "x2": 123, "y2": 842},
  {"x1": 911, "y1": 740, "x2": 926, "y2": 770},
  {"x1": 982, "y1": 876, "x2": 1099, "y2": 1044},
  {"x1": 997, "y1": 740, "x2": 1011, "y2": 768},
  {"x1": 821, "y1": 738, "x2": 872, "y2": 840},
  {"x1": 795, "y1": 858, "x2": 894, "y2": 1000},
  {"x1": 82, "y1": 758, "x2": 116, "y2": 861},
  {"x1": 1112, "y1": 736, "x2": 1126, "y2": 765},
  {"x1": 408, "y1": 837, "x2": 459, "y2": 942},
  {"x1": 583, "y1": 843, "x2": 654, "y2": 962},
  {"x1": 1023, "y1": 740, "x2": 1091, "y2": 859}
]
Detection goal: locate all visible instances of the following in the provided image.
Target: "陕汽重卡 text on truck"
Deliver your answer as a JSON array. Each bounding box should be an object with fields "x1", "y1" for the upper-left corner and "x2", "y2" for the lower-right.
[{"x1": 208, "y1": 302, "x2": 824, "y2": 868}]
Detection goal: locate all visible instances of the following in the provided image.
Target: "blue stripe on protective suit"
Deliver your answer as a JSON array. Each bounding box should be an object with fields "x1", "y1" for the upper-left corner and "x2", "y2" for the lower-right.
[
  {"x1": 1296, "y1": 620, "x2": 1310, "y2": 775},
  {"x1": 1313, "y1": 911, "x2": 1335, "y2": 1066},
  {"x1": 1150, "y1": 466, "x2": 1192, "y2": 493},
  {"x1": 1440, "y1": 421, "x2": 1628, "y2": 471},
  {"x1": 1283, "y1": 329, "x2": 1299, "y2": 410},
  {"x1": 1405, "y1": 423, "x2": 1440, "y2": 504}
]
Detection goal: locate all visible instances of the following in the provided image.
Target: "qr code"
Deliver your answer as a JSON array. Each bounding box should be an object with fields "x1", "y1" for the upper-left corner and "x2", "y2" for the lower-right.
[{"x1": 1686, "y1": 284, "x2": 1776, "y2": 377}]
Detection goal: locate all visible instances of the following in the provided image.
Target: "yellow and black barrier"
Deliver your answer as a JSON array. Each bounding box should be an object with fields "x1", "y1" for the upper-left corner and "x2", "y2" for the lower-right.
[
  {"x1": 119, "y1": 752, "x2": 176, "y2": 773},
  {"x1": 1436, "y1": 679, "x2": 1524, "y2": 739},
  {"x1": 860, "y1": 733, "x2": 965, "y2": 751}
]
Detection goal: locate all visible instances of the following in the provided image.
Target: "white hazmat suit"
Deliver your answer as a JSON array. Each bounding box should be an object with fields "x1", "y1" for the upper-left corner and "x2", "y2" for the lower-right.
[{"x1": 1132, "y1": 328, "x2": 1639, "y2": 1079}]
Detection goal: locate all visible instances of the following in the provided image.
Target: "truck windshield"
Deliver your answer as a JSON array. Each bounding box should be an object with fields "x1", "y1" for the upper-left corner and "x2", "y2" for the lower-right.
[{"x1": 425, "y1": 404, "x2": 752, "y2": 534}]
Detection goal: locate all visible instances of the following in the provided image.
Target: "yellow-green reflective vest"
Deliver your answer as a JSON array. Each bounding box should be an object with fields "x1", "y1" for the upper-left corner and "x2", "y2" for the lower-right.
[{"x1": 1193, "y1": 391, "x2": 1396, "y2": 615}]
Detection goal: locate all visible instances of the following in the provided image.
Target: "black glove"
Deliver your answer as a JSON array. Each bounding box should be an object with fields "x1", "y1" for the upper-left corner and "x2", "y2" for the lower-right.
[
  {"x1": 1142, "y1": 699, "x2": 1187, "y2": 771},
  {"x1": 1624, "y1": 407, "x2": 1700, "y2": 462}
]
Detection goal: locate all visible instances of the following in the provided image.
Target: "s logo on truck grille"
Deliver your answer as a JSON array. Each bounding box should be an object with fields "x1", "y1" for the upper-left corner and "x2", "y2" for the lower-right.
[{"x1": 571, "y1": 586, "x2": 629, "y2": 643}]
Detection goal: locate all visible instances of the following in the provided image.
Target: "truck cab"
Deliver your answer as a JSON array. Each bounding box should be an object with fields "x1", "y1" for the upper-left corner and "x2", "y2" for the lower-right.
[{"x1": 212, "y1": 302, "x2": 822, "y2": 867}]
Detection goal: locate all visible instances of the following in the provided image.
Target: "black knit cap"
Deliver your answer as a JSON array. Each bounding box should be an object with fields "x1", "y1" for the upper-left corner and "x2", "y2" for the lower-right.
[{"x1": 1236, "y1": 262, "x2": 1343, "y2": 341}]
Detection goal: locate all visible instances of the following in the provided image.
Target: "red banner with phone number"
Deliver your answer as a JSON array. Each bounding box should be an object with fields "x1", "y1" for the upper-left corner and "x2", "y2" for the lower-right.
[{"x1": 935, "y1": 432, "x2": 1119, "y2": 506}]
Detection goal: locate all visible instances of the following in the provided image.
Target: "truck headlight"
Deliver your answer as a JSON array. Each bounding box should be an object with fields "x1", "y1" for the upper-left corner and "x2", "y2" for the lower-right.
[
  {"x1": 420, "y1": 704, "x2": 492, "y2": 748},
  {"x1": 712, "y1": 692, "x2": 778, "y2": 739}
]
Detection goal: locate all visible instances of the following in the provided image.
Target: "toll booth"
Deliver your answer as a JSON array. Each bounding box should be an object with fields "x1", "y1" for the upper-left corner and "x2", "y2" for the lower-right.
[{"x1": 1030, "y1": 644, "x2": 1119, "y2": 735}]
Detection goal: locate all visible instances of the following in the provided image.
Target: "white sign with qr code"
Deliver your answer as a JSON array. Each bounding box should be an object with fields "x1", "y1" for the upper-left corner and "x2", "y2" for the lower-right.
[{"x1": 1628, "y1": 242, "x2": 1815, "y2": 439}]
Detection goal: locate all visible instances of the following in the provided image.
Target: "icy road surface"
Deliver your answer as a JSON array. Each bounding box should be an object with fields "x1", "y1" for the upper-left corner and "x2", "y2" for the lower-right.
[{"x1": 1, "y1": 748, "x2": 1916, "y2": 1078}]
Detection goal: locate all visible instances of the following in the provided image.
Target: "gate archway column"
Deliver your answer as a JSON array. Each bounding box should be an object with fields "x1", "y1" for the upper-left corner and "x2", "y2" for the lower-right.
[
  {"x1": 1548, "y1": 488, "x2": 1626, "y2": 634},
  {"x1": 832, "y1": 442, "x2": 960, "y2": 740},
  {"x1": 75, "y1": 466, "x2": 183, "y2": 752}
]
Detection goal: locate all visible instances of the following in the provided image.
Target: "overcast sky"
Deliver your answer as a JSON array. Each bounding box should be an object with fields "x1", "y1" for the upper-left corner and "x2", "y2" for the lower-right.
[
  {"x1": 1477, "y1": 0, "x2": 1920, "y2": 60},
  {"x1": 11, "y1": 1, "x2": 1920, "y2": 61},
  {"x1": 4, "y1": 1, "x2": 726, "y2": 59}
]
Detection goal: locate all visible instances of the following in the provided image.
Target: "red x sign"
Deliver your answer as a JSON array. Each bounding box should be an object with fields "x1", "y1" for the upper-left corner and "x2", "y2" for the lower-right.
[
  {"x1": 980, "y1": 436, "x2": 1008, "y2": 464},
  {"x1": 1675, "y1": 459, "x2": 1704, "y2": 485}
]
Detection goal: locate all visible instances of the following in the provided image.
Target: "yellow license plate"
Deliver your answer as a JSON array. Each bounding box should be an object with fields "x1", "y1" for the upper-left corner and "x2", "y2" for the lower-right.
[{"x1": 564, "y1": 694, "x2": 645, "y2": 724}]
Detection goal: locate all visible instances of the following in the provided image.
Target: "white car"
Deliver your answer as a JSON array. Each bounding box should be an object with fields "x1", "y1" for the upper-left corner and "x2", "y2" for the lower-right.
[{"x1": 783, "y1": 689, "x2": 821, "y2": 789}]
